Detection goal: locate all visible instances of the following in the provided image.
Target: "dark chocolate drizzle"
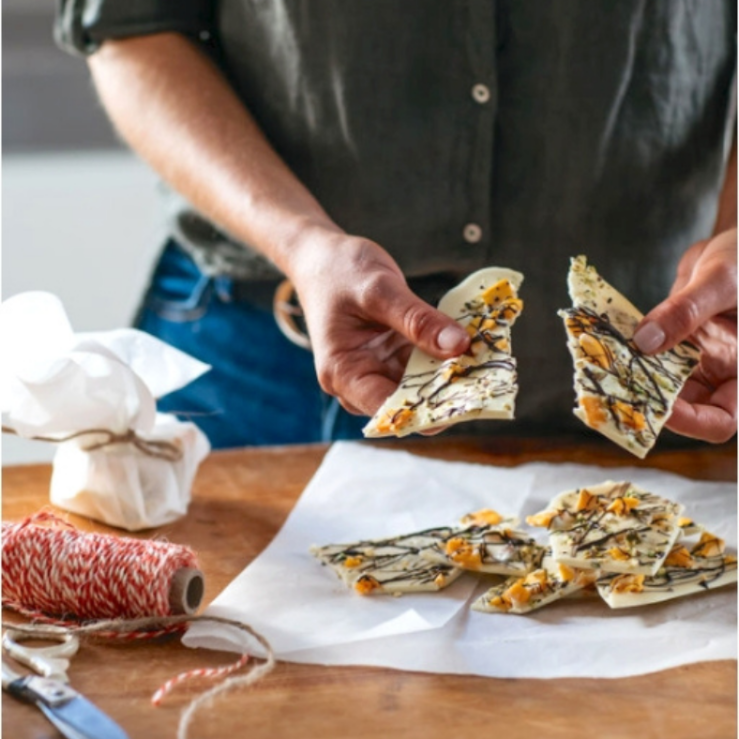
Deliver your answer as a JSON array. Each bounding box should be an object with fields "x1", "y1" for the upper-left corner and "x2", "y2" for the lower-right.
[
  {"x1": 598, "y1": 555, "x2": 736, "y2": 594},
  {"x1": 383, "y1": 292, "x2": 520, "y2": 429},
  {"x1": 553, "y1": 484, "x2": 678, "y2": 565},
  {"x1": 563, "y1": 306, "x2": 699, "y2": 450},
  {"x1": 316, "y1": 526, "x2": 458, "y2": 587}
]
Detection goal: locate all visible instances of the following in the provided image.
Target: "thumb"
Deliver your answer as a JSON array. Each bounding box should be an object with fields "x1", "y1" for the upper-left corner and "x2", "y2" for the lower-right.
[
  {"x1": 633, "y1": 260, "x2": 736, "y2": 354},
  {"x1": 370, "y1": 280, "x2": 469, "y2": 358}
]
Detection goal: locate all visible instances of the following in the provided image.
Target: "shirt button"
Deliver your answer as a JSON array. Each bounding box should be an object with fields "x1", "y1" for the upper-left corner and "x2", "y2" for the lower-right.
[
  {"x1": 471, "y1": 84, "x2": 491, "y2": 104},
  {"x1": 463, "y1": 224, "x2": 483, "y2": 243}
]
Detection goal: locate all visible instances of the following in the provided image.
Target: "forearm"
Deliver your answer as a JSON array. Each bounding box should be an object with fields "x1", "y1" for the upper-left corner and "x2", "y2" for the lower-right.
[
  {"x1": 88, "y1": 32, "x2": 342, "y2": 278},
  {"x1": 713, "y1": 131, "x2": 737, "y2": 235}
]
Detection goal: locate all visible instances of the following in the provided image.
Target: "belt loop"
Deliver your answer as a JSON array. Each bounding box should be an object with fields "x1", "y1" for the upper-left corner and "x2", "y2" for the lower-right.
[
  {"x1": 214, "y1": 275, "x2": 234, "y2": 303},
  {"x1": 182, "y1": 272, "x2": 213, "y2": 310}
]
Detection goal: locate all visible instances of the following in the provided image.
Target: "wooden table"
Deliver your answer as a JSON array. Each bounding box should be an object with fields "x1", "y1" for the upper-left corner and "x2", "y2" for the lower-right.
[{"x1": 3, "y1": 437, "x2": 737, "y2": 739}]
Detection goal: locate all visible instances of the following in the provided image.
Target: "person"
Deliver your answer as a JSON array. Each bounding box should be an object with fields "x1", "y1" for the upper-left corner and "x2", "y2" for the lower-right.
[{"x1": 56, "y1": 1, "x2": 737, "y2": 448}]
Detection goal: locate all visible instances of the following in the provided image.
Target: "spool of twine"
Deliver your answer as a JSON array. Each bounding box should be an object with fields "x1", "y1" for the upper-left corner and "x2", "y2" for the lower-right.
[
  {"x1": 1, "y1": 511, "x2": 204, "y2": 623},
  {"x1": 1, "y1": 512, "x2": 275, "y2": 739}
]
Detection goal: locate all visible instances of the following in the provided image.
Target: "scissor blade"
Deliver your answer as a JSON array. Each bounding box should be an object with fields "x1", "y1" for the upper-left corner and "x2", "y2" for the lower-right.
[
  {"x1": 6, "y1": 673, "x2": 129, "y2": 739},
  {"x1": 38, "y1": 693, "x2": 130, "y2": 739}
]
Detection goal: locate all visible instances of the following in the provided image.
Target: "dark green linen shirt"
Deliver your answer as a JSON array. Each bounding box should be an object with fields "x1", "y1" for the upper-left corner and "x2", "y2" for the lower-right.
[{"x1": 56, "y1": 0, "x2": 736, "y2": 431}]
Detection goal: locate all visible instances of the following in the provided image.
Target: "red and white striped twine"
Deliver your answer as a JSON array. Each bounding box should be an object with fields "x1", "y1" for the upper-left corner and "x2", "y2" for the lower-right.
[
  {"x1": 1, "y1": 511, "x2": 197, "y2": 626},
  {"x1": 151, "y1": 653, "x2": 251, "y2": 706}
]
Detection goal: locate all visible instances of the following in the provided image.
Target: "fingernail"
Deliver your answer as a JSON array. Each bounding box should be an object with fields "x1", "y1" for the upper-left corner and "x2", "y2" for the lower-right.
[
  {"x1": 633, "y1": 321, "x2": 666, "y2": 353},
  {"x1": 437, "y1": 325, "x2": 466, "y2": 352}
]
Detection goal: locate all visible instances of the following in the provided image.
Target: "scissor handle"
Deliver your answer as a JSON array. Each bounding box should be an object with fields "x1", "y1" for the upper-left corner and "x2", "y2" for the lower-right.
[
  {"x1": 2, "y1": 630, "x2": 79, "y2": 684},
  {"x1": 1, "y1": 658, "x2": 23, "y2": 690}
]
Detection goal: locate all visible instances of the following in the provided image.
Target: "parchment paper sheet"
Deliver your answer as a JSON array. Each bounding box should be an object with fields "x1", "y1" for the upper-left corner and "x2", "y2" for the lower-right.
[{"x1": 184, "y1": 443, "x2": 737, "y2": 678}]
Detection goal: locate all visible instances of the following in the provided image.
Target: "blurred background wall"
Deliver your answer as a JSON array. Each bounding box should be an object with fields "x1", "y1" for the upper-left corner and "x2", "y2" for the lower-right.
[{"x1": 3, "y1": 0, "x2": 165, "y2": 464}]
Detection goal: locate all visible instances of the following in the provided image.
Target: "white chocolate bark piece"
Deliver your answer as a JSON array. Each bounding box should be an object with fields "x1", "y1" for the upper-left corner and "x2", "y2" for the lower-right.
[
  {"x1": 597, "y1": 532, "x2": 738, "y2": 608},
  {"x1": 559, "y1": 256, "x2": 700, "y2": 459},
  {"x1": 363, "y1": 267, "x2": 524, "y2": 438},
  {"x1": 422, "y1": 522, "x2": 545, "y2": 576},
  {"x1": 310, "y1": 526, "x2": 463, "y2": 595},
  {"x1": 527, "y1": 480, "x2": 683, "y2": 576},
  {"x1": 472, "y1": 555, "x2": 597, "y2": 614}
]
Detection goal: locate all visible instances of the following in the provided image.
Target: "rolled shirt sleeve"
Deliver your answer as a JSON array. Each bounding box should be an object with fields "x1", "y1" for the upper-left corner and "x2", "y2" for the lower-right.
[{"x1": 55, "y1": 0, "x2": 215, "y2": 57}]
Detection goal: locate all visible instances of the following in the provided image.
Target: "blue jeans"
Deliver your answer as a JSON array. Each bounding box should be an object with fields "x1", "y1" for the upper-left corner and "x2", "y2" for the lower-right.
[{"x1": 135, "y1": 241, "x2": 367, "y2": 448}]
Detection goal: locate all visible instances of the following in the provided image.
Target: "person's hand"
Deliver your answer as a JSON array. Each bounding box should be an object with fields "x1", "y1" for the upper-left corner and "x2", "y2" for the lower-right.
[
  {"x1": 633, "y1": 228, "x2": 737, "y2": 443},
  {"x1": 288, "y1": 231, "x2": 470, "y2": 416}
]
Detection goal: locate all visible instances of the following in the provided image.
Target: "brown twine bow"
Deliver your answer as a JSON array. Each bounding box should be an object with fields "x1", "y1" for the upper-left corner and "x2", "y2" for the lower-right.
[{"x1": 2, "y1": 425, "x2": 183, "y2": 462}]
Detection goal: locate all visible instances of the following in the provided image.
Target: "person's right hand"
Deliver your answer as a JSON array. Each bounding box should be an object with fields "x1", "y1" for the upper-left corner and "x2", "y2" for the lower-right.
[
  {"x1": 288, "y1": 231, "x2": 470, "y2": 416},
  {"x1": 633, "y1": 228, "x2": 737, "y2": 443}
]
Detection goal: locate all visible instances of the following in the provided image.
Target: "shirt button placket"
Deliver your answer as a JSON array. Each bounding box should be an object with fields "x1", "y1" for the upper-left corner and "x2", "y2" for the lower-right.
[
  {"x1": 463, "y1": 3, "x2": 497, "y2": 267},
  {"x1": 465, "y1": 83, "x2": 490, "y2": 251}
]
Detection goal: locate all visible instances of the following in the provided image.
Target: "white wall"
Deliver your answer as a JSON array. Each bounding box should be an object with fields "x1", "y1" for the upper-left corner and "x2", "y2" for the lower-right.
[{"x1": 2, "y1": 151, "x2": 164, "y2": 465}]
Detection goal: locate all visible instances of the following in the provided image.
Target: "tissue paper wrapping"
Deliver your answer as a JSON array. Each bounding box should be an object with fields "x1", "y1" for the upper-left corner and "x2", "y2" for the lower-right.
[{"x1": 50, "y1": 414, "x2": 210, "y2": 531}]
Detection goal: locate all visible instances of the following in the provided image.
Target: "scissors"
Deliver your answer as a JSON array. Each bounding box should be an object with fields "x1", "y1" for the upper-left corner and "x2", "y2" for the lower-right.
[{"x1": 1, "y1": 627, "x2": 130, "y2": 739}]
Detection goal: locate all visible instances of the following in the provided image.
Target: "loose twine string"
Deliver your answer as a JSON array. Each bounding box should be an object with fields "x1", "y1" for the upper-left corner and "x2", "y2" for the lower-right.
[
  {"x1": 1, "y1": 424, "x2": 183, "y2": 461},
  {"x1": 2, "y1": 513, "x2": 275, "y2": 739}
]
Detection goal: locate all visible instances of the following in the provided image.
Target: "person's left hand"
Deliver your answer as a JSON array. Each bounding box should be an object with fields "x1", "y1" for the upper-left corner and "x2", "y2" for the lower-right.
[{"x1": 633, "y1": 228, "x2": 737, "y2": 443}]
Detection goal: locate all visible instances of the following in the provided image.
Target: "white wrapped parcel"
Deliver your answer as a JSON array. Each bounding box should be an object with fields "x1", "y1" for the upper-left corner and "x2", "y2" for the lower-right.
[{"x1": 0, "y1": 292, "x2": 211, "y2": 531}]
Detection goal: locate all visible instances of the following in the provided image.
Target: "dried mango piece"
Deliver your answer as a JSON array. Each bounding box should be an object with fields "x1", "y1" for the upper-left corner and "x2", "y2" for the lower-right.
[
  {"x1": 354, "y1": 575, "x2": 382, "y2": 595},
  {"x1": 692, "y1": 532, "x2": 725, "y2": 559},
  {"x1": 374, "y1": 407, "x2": 415, "y2": 435},
  {"x1": 606, "y1": 496, "x2": 640, "y2": 515},
  {"x1": 460, "y1": 508, "x2": 504, "y2": 527},
  {"x1": 496, "y1": 298, "x2": 523, "y2": 323},
  {"x1": 441, "y1": 362, "x2": 467, "y2": 383},
  {"x1": 523, "y1": 569, "x2": 549, "y2": 590},
  {"x1": 607, "y1": 547, "x2": 632, "y2": 561},
  {"x1": 526, "y1": 510, "x2": 558, "y2": 528},
  {"x1": 579, "y1": 333, "x2": 612, "y2": 370},
  {"x1": 576, "y1": 489, "x2": 600, "y2": 512},
  {"x1": 612, "y1": 402, "x2": 646, "y2": 432},
  {"x1": 579, "y1": 396, "x2": 608, "y2": 428},
  {"x1": 664, "y1": 546, "x2": 693, "y2": 568},
  {"x1": 504, "y1": 579, "x2": 532, "y2": 606},
  {"x1": 489, "y1": 594, "x2": 511, "y2": 611},
  {"x1": 481, "y1": 278, "x2": 515, "y2": 306},
  {"x1": 609, "y1": 574, "x2": 645, "y2": 594},
  {"x1": 444, "y1": 538, "x2": 483, "y2": 569},
  {"x1": 558, "y1": 563, "x2": 576, "y2": 582}
]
